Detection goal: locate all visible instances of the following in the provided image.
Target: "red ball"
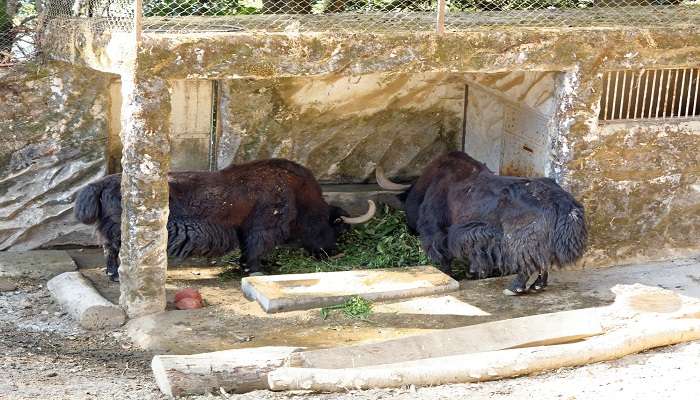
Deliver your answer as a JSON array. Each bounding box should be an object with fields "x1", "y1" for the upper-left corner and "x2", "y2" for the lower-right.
[
  {"x1": 174, "y1": 287, "x2": 203, "y2": 303},
  {"x1": 176, "y1": 297, "x2": 203, "y2": 310}
]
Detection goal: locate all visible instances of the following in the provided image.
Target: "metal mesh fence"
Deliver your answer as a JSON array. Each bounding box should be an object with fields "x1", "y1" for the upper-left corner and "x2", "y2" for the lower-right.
[
  {"x1": 41, "y1": 0, "x2": 134, "y2": 31},
  {"x1": 4, "y1": 0, "x2": 699, "y2": 38},
  {"x1": 1, "y1": 0, "x2": 40, "y2": 70},
  {"x1": 1, "y1": 0, "x2": 699, "y2": 60},
  {"x1": 142, "y1": 0, "x2": 438, "y2": 32},
  {"x1": 445, "y1": 1, "x2": 700, "y2": 30},
  {"x1": 142, "y1": 0, "x2": 699, "y2": 33}
]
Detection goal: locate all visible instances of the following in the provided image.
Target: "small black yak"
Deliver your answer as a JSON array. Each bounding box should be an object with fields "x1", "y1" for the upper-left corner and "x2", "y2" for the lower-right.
[
  {"x1": 75, "y1": 159, "x2": 376, "y2": 281},
  {"x1": 376, "y1": 151, "x2": 587, "y2": 295}
]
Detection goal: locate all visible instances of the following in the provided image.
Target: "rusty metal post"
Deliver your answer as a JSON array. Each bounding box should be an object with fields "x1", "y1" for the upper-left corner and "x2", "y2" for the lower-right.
[{"x1": 436, "y1": 0, "x2": 446, "y2": 35}]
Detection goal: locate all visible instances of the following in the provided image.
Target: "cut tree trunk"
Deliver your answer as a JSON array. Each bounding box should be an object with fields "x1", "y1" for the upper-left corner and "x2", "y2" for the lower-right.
[
  {"x1": 47, "y1": 271, "x2": 126, "y2": 329},
  {"x1": 289, "y1": 307, "x2": 605, "y2": 368},
  {"x1": 268, "y1": 319, "x2": 700, "y2": 392},
  {"x1": 151, "y1": 346, "x2": 302, "y2": 397}
]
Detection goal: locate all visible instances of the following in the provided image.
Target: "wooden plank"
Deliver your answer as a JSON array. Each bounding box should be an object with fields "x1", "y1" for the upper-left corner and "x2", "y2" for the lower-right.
[
  {"x1": 0, "y1": 250, "x2": 77, "y2": 279},
  {"x1": 241, "y1": 266, "x2": 459, "y2": 313},
  {"x1": 269, "y1": 319, "x2": 700, "y2": 392},
  {"x1": 152, "y1": 346, "x2": 302, "y2": 397},
  {"x1": 289, "y1": 307, "x2": 604, "y2": 368}
]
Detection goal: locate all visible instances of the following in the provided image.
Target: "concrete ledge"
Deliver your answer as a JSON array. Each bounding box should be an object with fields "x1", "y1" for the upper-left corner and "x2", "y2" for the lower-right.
[
  {"x1": 242, "y1": 266, "x2": 459, "y2": 313},
  {"x1": 0, "y1": 250, "x2": 77, "y2": 279}
]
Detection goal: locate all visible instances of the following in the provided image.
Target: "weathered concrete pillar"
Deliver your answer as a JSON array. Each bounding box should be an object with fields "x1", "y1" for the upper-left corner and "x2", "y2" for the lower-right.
[
  {"x1": 118, "y1": 70, "x2": 171, "y2": 318},
  {"x1": 548, "y1": 64, "x2": 604, "y2": 189}
]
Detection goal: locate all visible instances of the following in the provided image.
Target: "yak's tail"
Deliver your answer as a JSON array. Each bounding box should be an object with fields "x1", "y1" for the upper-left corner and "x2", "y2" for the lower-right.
[
  {"x1": 447, "y1": 222, "x2": 504, "y2": 278},
  {"x1": 74, "y1": 181, "x2": 105, "y2": 224},
  {"x1": 552, "y1": 204, "x2": 588, "y2": 266}
]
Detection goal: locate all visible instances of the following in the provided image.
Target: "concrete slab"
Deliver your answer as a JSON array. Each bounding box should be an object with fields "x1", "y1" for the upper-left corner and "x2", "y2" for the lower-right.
[
  {"x1": 374, "y1": 295, "x2": 491, "y2": 316},
  {"x1": 241, "y1": 266, "x2": 460, "y2": 313},
  {"x1": 0, "y1": 250, "x2": 77, "y2": 279},
  {"x1": 120, "y1": 257, "x2": 700, "y2": 355}
]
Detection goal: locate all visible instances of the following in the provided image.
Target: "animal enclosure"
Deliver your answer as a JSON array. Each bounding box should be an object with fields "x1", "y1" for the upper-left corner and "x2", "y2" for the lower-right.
[{"x1": 1, "y1": 0, "x2": 699, "y2": 317}]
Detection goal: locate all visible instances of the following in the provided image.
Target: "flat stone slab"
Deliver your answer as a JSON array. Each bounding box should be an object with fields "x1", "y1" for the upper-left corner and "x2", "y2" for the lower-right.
[
  {"x1": 374, "y1": 295, "x2": 491, "y2": 316},
  {"x1": 0, "y1": 250, "x2": 77, "y2": 279},
  {"x1": 241, "y1": 266, "x2": 460, "y2": 313}
]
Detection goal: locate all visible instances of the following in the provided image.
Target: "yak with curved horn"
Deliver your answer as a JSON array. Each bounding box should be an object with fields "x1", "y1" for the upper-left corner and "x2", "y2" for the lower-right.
[
  {"x1": 376, "y1": 152, "x2": 587, "y2": 296},
  {"x1": 75, "y1": 158, "x2": 376, "y2": 280}
]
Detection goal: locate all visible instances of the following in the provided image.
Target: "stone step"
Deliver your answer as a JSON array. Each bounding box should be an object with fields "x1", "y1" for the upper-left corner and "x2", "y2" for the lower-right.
[
  {"x1": 0, "y1": 250, "x2": 77, "y2": 279},
  {"x1": 241, "y1": 265, "x2": 459, "y2": 313}
]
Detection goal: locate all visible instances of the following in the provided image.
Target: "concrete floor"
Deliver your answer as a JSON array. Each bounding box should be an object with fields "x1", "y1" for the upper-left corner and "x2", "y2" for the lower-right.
[{"x1": 72, "y1": 249, "x2": 700, "y2": 356}]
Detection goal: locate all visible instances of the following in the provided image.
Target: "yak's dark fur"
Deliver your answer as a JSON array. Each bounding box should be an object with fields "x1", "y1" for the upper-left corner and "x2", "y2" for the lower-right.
[
  {"x1": 74, "y1": 159, "x2": 350, "y2": 281},
  {"x1": 400, "y1": 151, "x2": 587, "y2": 294}
]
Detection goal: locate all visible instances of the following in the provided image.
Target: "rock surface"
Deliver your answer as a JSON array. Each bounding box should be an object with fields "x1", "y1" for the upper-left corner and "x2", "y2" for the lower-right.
[{"x1": 0, "y1": 63, "x2": 112, "y2": 251}]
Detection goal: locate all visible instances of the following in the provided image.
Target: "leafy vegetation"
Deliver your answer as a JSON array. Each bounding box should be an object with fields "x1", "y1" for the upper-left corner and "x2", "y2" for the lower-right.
[
  {"x1": 320, "y1": 296, "x2": 373, "y2": 320},
  {"x1": 218, "y1": 204, "x2": 429, "y2": 279}
]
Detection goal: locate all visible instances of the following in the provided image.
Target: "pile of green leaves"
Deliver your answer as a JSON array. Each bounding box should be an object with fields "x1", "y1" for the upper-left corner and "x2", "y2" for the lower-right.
[
  {"x1": 320, "y1": 296, "x2": 373, "y2": 320},
  {"x1": 219, "y1": 204, "x2": 429, "y2": 278}
]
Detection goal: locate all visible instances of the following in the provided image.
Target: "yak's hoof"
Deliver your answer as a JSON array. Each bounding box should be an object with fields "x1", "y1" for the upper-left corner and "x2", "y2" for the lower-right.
[
  {"x1": 249, "y1": 272, "x2": 265, "y2": 277},
  {"x1": 503, "y1": 288, "x2": 526, "y2": 296},
  {"x1": 529, "y1": 282, "x2": 546, "y2": 292},
  {"x1": 108, "y1": 274, "x2": 120, "y2": 283}
]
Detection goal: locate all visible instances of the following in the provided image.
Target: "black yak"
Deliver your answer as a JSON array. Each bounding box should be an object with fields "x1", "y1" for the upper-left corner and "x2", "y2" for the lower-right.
[
  {"x1": 376, "y1": 151, "x2": 587, "y2": 295},
  {"x1": 75, "y1": 159, "x2": 376, "y2": 281}
]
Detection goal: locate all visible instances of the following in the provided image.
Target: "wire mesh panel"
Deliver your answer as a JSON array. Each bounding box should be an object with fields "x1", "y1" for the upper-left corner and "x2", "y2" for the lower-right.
[
  {"x1": 142, "y1": 0, "x2": 438, "y2": 32},
  {"x1": 445, "y1": 0, "x2": 700, "y2": 29},
  {"x1": 139, "y1": 0, "x2": 699, "y2": 33},
  {"x1": 41, "y1": 0, "x2": 134, "y2": 32},
  {"x1": 1, "y1": 0, "x2": 40, "y2": 70}
]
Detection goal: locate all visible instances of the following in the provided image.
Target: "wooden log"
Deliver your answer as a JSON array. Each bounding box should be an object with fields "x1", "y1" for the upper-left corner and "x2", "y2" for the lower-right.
[
  {"x1": 47, "y1": 271, "x2": 126, "y2": 329},
  {"x1": 268, "y1": 319, "x2": 700, "y2": 392},
  {"x1": 290, "y1": 307, "x2": 605, "y2": 368},
  {"x1": 151, "y1": 346, "x2": 302, "y2": 397}
]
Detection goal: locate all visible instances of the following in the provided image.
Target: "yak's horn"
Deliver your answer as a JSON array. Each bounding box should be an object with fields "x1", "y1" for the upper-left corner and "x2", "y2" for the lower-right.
[
  {"x1": 376, "y1": 167, "x2": 411, "y2": 191},
  {"x1": 341, "y1": 200, "x2": 377, "y2": 225}
]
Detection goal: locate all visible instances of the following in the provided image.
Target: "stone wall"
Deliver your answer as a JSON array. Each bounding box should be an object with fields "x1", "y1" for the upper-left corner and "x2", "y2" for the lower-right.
[
  {"x1": 569, "y1": 120, "x2": 700, "y2": 267},
  {"x1": 0, "y1": 63, "x2": 114, "y2": 250},
  {"x1": 217, "y1": 72, "x2": 464, "y2": 182}
]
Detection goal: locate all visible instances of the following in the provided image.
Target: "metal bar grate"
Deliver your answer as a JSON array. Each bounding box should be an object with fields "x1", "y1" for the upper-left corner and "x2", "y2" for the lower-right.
[{"x1": 599, "y1": 68, "x2": 700, "y2": 122}]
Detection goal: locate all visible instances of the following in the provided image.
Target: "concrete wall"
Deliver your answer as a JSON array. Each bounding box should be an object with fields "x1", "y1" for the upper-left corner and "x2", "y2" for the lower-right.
[
  {"x1": 217, "y1": 72, "x2": 464, "y2": 182},
  {"x1": 0, "y1": 27, "x2": 700, "y2": 265},
  {"x1": 464, "y1": 71, "x2": 557, "y2": 176},
  {"x1": 570, "y1": 119, "x2": 700, "y2": 266}
]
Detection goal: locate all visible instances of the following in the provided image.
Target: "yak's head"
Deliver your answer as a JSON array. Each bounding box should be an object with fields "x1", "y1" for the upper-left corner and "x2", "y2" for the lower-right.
[
  {"x1": 309, "y1": 201, "x2": 376, "y2": 259},
  {"x1": 375, "y1": 167, "x2": 412, "y2": 203},
  {"x1": 329, "y1": 200, "x2": 377, "y2": 237}
]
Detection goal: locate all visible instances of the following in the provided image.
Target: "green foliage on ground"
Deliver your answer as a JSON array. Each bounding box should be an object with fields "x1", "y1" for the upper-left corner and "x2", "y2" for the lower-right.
[
  {"x1": 218, "y1": 204, "x2": 429, "y2": 279},
  {"x1": 320, "y1": 295, "x2": 373, "y2": 320}
]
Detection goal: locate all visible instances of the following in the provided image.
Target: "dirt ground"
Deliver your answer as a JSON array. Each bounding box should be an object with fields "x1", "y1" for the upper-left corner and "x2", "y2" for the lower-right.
[{"x1": 2, "y1": 257, "x2": 700, "y2": 399}]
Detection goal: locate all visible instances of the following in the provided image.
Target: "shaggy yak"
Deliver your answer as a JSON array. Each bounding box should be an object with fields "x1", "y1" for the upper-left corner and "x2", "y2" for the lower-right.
[
  {"x1": 75, "y1": 159, "x2": 376, "y2": 281},
  {"x1": 376, "y1": 151, "x2": 587, "y2": 295}
]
